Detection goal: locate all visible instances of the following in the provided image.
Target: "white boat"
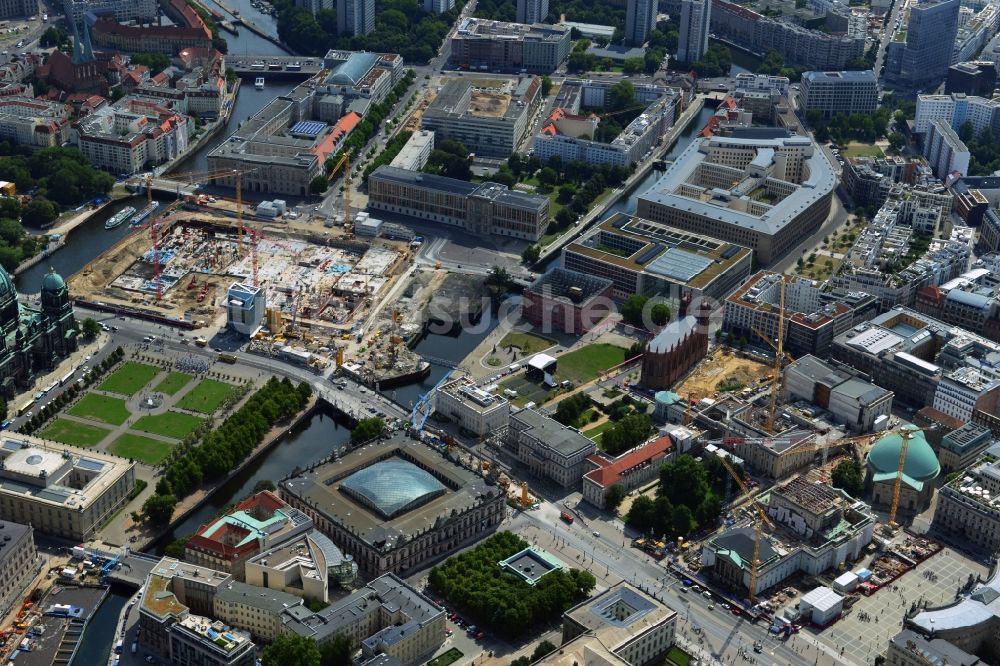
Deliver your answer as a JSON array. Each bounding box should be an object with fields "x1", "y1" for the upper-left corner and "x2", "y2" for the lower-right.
[
  {"x1": 254, "y1": 77, "x2": 265, "y2": 89},
  {"x1": 105, "y1": 206, "x2": 135, "y2": 230},
  {"x1": 130, "y1": 201, "x2": 159, "y2": 227}
]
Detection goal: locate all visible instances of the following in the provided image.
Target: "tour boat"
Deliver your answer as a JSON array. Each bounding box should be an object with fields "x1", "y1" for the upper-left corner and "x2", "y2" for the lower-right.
[{"x1": 105, "y1": 206, "x2": 136, "y2": 230}]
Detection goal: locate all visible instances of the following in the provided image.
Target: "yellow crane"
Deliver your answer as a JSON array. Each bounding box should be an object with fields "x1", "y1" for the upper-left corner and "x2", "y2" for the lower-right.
[
  {"x1": 715, "y1": 455, "x2": 774, "y2": 604},
  {"x1": 159, "y1": 165, "x2": 258, "y2": 255},
  {"x1": 328, "y1": 153, "x2": 352, "y2": 228},
  {"x1": 767, "y1": 278, "x2": 785, "y2": 434}
]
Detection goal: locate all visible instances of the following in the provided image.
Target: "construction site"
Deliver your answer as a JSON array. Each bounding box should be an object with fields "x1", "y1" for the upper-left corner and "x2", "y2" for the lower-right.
[{"x1": 675, "y1": 348, "x2": 774, "y2": 401}]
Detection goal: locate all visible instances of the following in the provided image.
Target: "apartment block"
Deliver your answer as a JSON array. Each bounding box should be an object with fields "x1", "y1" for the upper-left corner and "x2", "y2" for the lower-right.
[
  {"x1": 449, "y1": 18, "x2": 571, "y2": 73},
  {"x1": 924, "y1": 119, "x2": 970, "y2": 179},
  {"x1": 800, "y1": 70, "x2": 878, "y2": 120}
]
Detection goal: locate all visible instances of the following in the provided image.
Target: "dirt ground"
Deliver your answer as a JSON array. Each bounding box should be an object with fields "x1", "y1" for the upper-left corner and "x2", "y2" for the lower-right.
[{"x1": 675, "y1": 348, "x2": 773, "y2": 399}]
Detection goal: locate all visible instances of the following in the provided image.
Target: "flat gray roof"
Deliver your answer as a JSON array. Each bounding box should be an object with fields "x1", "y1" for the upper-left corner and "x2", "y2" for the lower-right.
[
  {"x1": 512, "y1": 408, "x2": 595, "y2": 457},
  {"x1": 370, "y1": 165, "x2": 479, "y2": 195}
]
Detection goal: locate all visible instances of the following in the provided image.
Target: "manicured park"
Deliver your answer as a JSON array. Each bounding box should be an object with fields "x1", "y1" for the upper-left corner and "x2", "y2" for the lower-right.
[
  {"x1": 154, "y1": 371, "x2": 193, "y2": 395},
  {"x1": 427, "y1": 648, "x2": 463, "y2": 666},
  {"x1": 498, "y1": 331, "x2": 556, "y2": 356},
  {"x1": 98, "y1": 362, "x2": 160, "y2": 396},
  {"x1": 556, "y1": 343, "x2": 628, "y2": 384},
  {"x1": 176, "y1": 379, "x2": 236, "y2": 414},
  {"x1": 38, "y1": 418, "x2": 111, "y2": 447},
  {"x1": 108, "y1": 433, "x2": 174, "y2": 465},
  {"x1": 68, "y1": 393, "x2": 131, "y2": 426},
  {"x1": 133, "y1": 411, "x2": 204, "y2": 439}
]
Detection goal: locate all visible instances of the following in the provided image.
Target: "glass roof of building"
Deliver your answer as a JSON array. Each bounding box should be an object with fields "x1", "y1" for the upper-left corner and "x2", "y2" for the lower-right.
[{"x1": 341, "y1": 459, "x2": 446, "y2": 519}]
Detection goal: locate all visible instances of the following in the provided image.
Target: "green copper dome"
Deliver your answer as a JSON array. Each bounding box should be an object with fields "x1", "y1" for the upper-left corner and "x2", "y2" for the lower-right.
[
  {"x1": 867, "y1": 425, "x2": 940, "y2": 491},
  {"x1": 41, "y1": 269, "x2": 65, "y2": 292},
  {"x1": 0, "y1": 265, "x2": 13, "y2": 297}
]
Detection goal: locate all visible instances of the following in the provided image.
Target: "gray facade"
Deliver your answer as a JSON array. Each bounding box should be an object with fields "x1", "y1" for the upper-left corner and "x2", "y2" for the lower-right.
[
  {"x1": 800, "y1": 70, "x2": 879, "y2": 120},
  {"x1": 883, "y1": 0, "x2": 960, "y2": 91}
]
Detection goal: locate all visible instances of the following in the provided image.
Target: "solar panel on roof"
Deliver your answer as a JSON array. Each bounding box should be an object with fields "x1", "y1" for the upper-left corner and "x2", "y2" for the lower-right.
[
  {"x1": 76, "y1": 458, "x2": 104, "y2": 471},
  {"x1": 290, "y1": 121, "x2": 326, "y2": 138},
  {"x1": 635, "y1": 243, "x2": 665, "y2": 265},
  {"x1": 720, "y1": 245, "x2": 740, "y2": 259}
]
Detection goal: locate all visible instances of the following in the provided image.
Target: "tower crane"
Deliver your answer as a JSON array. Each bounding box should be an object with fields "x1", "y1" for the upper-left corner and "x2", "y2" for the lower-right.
[
  {"x1": 715, "y1": 455, "x2": 774, "y2": 604},
  {"x1": 159, "y1": 165, "x2": 259, "y2": 255},
  {"x1": 328, "y1": 153, "x2": 352, "y2": 227}
]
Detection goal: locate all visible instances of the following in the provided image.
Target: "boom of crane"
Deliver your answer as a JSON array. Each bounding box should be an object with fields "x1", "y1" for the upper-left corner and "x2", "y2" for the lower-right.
[
  {"x1": 162, "y1": 166, "x2": 259, "y2": 255},
  {"x1": 715, "y1": 454, "x2": 774, "y2": 604}
]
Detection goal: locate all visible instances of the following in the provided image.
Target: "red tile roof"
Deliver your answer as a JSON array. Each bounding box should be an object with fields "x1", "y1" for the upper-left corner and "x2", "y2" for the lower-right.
[{"x1": 584, "y1": 435, "x2": 673, "y2": 488}]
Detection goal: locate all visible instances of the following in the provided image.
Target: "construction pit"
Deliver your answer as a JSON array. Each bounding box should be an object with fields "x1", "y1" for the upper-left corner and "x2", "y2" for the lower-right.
[
  {"x1": 68, "y1": 212, "x2": 409, "y2": 345},
  {"x1": 675, "y1": 348, "x2": 774, "y2": 400}
]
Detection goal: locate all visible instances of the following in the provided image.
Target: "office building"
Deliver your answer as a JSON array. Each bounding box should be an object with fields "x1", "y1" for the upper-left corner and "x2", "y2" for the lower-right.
[
  {"x1": 184, "y1": 491, "x2": 313, "y2": 578},
  {"x1": 924, "y1": 119, "x2": 970, "y2": 179},
  {"x1": 226, "y1": 282, "x2": 265, "y2": 335},
  {"x1": 521, "y1": 267, "x2": 614, "y2": 335},
  {"x1": 0, "y1": 0, "x2": 34, "y2": 19},
  {"x1": 295, "y1": 0, "x2": 334, "y2": 12},
  {"x1": 517, "y1": 0, "x2": 548, "y2": 24},
  {"x1": 421, "y1": 76, "x2": 542, "y2": 157},
  {"x1": 784, "y1": 355, "x2": 894, "y2": 433},
  {"x1": 937, "y1": 422, "x2": 992, "y2": 473},
  {"x1": 90, "y1": 16, "x2": 213, "y2": 55},
  {"x1": 368, "y1": 166, "x2": 549, "y2": 241},
  {"x1": 423, "y1": 0, "x2": 454, "y2": 12},
  {"x1": 432, "y1": 376, "x2": 510, "y2": 443},
  {"x1": 562, "y1": 213, "x2": 752, "y2": 305},
  {"x1": 539, "y1": 583, "x2": 677, "y2": 666},
  {"x1": 280, "y1": 437, "x2": 505, "y2": 576},
  {"x1": 947, "y1": 61, "x2": 997, "y2": 96},
  {"x1": 508, "y1": 408, "x2": 597, "y2": 489},
  {"x1": 703, "y1": 477, "x2": 875, "y2": 594},
  {"x1": 800, "y1": 70, "x2": 878, "y2": 120},
  {"x1": 66, "y1": 0, "x2": 157, "y2": 28},
  {"x1": 883, "y1": 0, "x2": 960, "y2": 91},
  {"x1": 244, "y1": 531, "x2": 358, "y2": 603},
  {"x1": 677, "y1": 0, "x2": 710, "y2": 63},
  {"x1": 934, "y1": 453, "x2": 1000, "y2": 556},
  {"x1": 0, "y1": 97, "x2": 72, "y2": 148},
  {"x1": 582, "y1": 436, "x2": 674, "y2": 509},
  {"x1": 0, "y1": 521, "x2": 39, "y2": 619},
  {"x1": 887, "y1": 630, "x2": 982, "y2": 666},
  {"x1": 635, "y1": 130, "x2": 837, "y2": 265},
  {"x1": 449, "y1": 18, "x2": 571, "y2": 73},
  {"x1": 337, "y1": 0, "x2": 374, "y2": 35},
  {"x1": 914, "y1": 92, "x2": 1000, "y2": 135},
  {"x1": 625, "y1": 0, "x2": 657, "y2": 45},
  {"x1": 933, "y1": 366, "x2": 1000, "y2": 421},
  {"x1": 723, "y1": 271, "x2": 878, "y2": 359},
  {"x1": 388, "y1": 130, "x2": 434, "y2": 171},
  {"x1": 711, "y1": 0, "x2": 864, "y2": 69},
  {"x1": 77, "y1": 96, "x2": 190, "y2": 176}
]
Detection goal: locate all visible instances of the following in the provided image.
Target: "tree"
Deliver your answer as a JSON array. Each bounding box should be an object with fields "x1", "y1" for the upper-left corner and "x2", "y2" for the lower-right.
[
  {"x1": 605, "y1": 484, "x2": 627, "y2": 512},
  {"x1": 540, "y1": 75, "x2": 553, "y2": 96},
  {"x1": 608, "y1": 80, "x2": 635, "y2": 111},
  {"x1": 887, "y1": 132, "x2": 906, "y2": 152},
  {"x1": 620, "y1": 294, "x2": 649, "y2": 328},
  {"x1": 622, "y1": 57, "x2": 644, "y2": 74},
  {"x1": 650, "y1": 303, "x2": 671, "y2": 326},
  {"x1": 262, "y1": 634, "x2": 321, "y2": 666},
  {"x1": 81, "y1": 318, "x2": 101, "y2": 338},
  {"x1": 554, "y1": 392, "x2": 590, "y2": 426},
  {"x1": 485, "y1": 265, "x2": 513, "y2": 291},
  {"x1": 531, "y1": 641, "x2": 557, "y2": 661},
  {"x1": 319, "y1": 634, "x2": 351, "y2": 666},
  {"x1": 538, "y1": 167, "x2": 558, "y2": 187},
  {"x1": 522, "y1": 244, "x2": 540, "y2": 264},
  {"x1": 253, "y1": 479, "x2": 276, "y2": 493},
  {"x1": 130, "y1": 52, "x2": 172, "y2": 73},
  {"x1": 831, "y1": 459, "x2": 864, "y2": 497},
  {"x1": 22, "y1": 197, "x2": 58, "y2": 227},
  {"x1": 351, "y1": 417, "x2": 384, "y2": 443},
  {"x1": 143, "y1": 494, "x2": 177, "y2": 526},
  {"x1": 310, "y1": 175, "x2": 329, "y2": 194}
]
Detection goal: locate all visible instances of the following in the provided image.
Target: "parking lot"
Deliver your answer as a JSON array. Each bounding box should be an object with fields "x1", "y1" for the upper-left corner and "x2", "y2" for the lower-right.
[{"x1": 812, "y1": 547, "x2": 987, "y2": 664}]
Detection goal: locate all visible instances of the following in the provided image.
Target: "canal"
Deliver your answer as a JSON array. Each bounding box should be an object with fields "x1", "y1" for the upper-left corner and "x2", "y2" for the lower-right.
[{"x1": 69, "y1": 590, "x2": 129, "y2": 666}]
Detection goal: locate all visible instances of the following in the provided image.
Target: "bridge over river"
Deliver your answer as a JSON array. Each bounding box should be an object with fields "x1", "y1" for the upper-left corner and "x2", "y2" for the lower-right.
[{"x1": 228, "y1": 55, "x2": 324, "y2": 78}]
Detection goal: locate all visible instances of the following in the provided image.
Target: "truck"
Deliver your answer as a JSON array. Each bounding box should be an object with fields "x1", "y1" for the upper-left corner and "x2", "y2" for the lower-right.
[
  {"x1": 194, "y1": 337, "x2": 207, "y2": 347},
  {"x1": 560, "y1": 511, "x2": 574, "y2": 524}
]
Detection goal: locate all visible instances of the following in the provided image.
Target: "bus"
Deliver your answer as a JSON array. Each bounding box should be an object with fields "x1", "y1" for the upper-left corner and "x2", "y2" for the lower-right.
[
  {"x1": 59, "y1": 370, "x2": 74, "y2": 386},
  {"x1": 17, "y1": 400, "x2": 33, "y2": 417},
  {"x1": 218, "y1": 353, "x2": 237, "y2": 364},
  {"x1": 44, "y1": 382, "x2": 57, "y2": 394}
]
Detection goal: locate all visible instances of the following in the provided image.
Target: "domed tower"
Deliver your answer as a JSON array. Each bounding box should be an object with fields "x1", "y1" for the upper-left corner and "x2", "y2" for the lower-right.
[
  {"x1": 0, "y1": 265, "x2": 19, "y2": 336},
  {"x1": 40, "y1": 269, "x2": 70, "y2": 316},
  {"x1": 39, "y1": 268, "x2": 76, "y2": 357},
  {"x1": 866, "y1": 425, "x2": 940, "y2": 519}
]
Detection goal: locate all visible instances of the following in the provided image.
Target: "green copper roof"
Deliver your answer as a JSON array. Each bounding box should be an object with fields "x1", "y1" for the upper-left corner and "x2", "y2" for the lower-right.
[
  {"x1": 867, "y1": 425, "x2": 940, "y2": 491},
  {"x1": 41, "y1": 270, "x2": 65, "y2": 292}
]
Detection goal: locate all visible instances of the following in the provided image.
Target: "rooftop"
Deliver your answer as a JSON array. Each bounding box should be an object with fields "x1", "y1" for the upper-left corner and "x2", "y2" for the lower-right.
[
  {"x1": 498, "y1": 547, "x2": 566, "y2": 585},
  {"x1": 341, "y1": 459, "x2": 447, "y2": 519},
  {"x1": 511, "y1": 408, "x2": 596, "y2": 457},
  {"x1": 525, "y1": 267, "x2": 613, "y2": 306},
  {"x1": 585, "y1": 436, "x2": 673, "y2": 489},
  {"x1": 563, "y1": 582, "x2": 677, "y2": 652}
]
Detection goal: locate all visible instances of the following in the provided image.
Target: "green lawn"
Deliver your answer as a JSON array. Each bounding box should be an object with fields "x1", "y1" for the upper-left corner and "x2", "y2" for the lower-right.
[
  {"x1": 68, "y1": 393, "x2": 131, "y2": 425},
  {"x1": 98, "y1": 362, "x2": 160, "y2": 396},
  {"x1": 556, "y1": 343, "x2": 629, "y2": 384},
  {"x1": 38, "y1": 418, "x2": 111, "y2": 447},
  {"x1": 133, "y1": 411, "x2": 204, "y2": 439},
  {"x1": 176, "y1": 379, "x2": 236, "y2": 413},
  {"x1": 583, "y1": 420, "x2": 615, "y2": 441},
  {"x1": 154, "y1": 371, "x2": 193, "y2": 396},
  {"x1": 665, "y1": 645, "x2": 693, "y2": 666},
  {"x1": 427, "y1": 648, "x2": 463, "y2": 666},
  {"x1": 498, "y1": 374, "x2": 557, "y2": 407},
  {"x1": 841, "y1": 142, "x2": 884, "y2": 158},
  {"x1": 109, "y1": 433, "x2": 174, "y2": 465},
  {"x1": 498, "y1": 331, "x2": 556, "y2": 356}
]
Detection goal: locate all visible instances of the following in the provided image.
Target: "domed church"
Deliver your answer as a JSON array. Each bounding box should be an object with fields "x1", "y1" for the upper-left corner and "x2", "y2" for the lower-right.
[{"x1": 0, "y1": 266, "x2": 78, "y2": 396}]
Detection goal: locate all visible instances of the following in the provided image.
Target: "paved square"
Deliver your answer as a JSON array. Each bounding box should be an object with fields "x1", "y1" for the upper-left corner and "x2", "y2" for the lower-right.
[{"x1": 813, "y1": 547, "x2": 987, "y2": 664}]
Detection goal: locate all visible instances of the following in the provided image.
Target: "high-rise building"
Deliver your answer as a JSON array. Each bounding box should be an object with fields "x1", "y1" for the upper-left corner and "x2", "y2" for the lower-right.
[
  {"x1": 516, "y1": 0, "x2": 548, "y2": 24},
  {"x1": 883, "y1": 0, "x2": 960, "y2": 91},
  {"x1": 337, "y1": 0, "x2": 373, "y2": 35},
  {"x1": 625, "y1": 0, "x2": 657, "y2": 46},
  {"x1": 294, "y1": 0, "x2": 333, "y2": 13},
  {"x1": 677, "y1": 0, "x2": 710, "y2": 63},
  {"x1": 800, "y1": 70, "x2": 879, "y2": 120}
]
